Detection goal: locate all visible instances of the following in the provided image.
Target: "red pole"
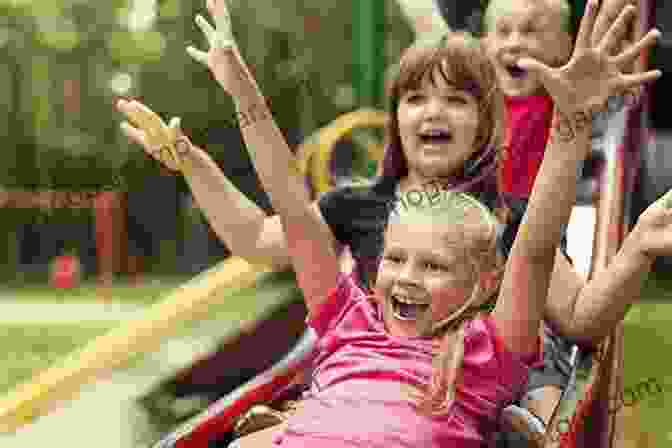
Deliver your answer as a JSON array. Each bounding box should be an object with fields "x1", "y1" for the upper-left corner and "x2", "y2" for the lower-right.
[{"x1": 94, "y1": 191, "x2": 126, "y2": 292}]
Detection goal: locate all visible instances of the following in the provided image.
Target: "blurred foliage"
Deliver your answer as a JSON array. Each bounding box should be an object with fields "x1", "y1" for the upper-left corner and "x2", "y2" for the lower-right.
[{"x1": 0, "y1": 0, "x2": 413, "y2": 193}]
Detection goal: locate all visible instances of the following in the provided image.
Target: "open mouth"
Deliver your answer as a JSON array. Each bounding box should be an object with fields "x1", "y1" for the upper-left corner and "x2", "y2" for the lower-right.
[
  {"x1": 418, "y1": 129, "x2": 453, "y2": 146},
  {"x1": 390, "y1": 294, "x2": 430, "y2": 321},
  {"x1": 506, "y1": 64, "x2": 527, "y2": 79}
]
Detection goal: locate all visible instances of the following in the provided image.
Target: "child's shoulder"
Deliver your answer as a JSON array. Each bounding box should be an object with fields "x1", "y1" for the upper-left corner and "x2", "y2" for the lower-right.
[
  {"x1": 464, "y1": 316, "x2": 542, "y2": 370},
  {"x1": 308, "y1": 272, "x2": 372, "y2": 336}
]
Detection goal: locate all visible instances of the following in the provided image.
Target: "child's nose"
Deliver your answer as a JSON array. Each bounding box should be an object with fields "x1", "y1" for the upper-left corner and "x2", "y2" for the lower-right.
[
  {"x1": 397, "y1": 262, "x2": 422, "y2": 284},
  {"x1": 422, "y1": 98, "x2": 445, "y2": 120},
  {"x1": 501, "y1": 31, "x2": 526, "y2": 53}
]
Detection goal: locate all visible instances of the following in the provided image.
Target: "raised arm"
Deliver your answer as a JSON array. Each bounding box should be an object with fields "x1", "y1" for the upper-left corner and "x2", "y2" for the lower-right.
[
  {"x1": 556, "y1": 188, "x2": 672, "y2": 345},
  {"x1": 491, "y1": 0, "x2": 661, "y2": 355},
  {"x1": 186, "y1": 0, "x2": 340, "y2": 315},
  {"x1": 116, "y1": 98, "x2": 298, "y2": 269}
]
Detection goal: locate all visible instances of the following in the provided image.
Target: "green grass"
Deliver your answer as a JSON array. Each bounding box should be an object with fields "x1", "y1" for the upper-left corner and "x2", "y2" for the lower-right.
[
  {"x1": 0, "y1": 324, "x2": 112, "y2": 395},
  {"x1": 618, "y1": 271, "x2": 672, "y2": 445},
  {"x1": 0, "y1": 270, "x2": 299, "y2": 398},
  {"x1": 0, "y1": 277, "x2": 189, "y2": 305}
]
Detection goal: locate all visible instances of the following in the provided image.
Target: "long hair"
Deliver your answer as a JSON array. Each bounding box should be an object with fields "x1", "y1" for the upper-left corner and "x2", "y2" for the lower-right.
[
  {"x1": 384, "y1": 191, "x2": 505, "y2": 415},
  {"x1": 380, "y1": 31, "x2": 506, "y2": 198}
]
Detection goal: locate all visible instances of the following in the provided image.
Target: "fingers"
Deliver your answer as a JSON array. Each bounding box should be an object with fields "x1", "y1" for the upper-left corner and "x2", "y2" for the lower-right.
[
  {"x1": 117, "y1": 100, "x2": 183, "y2": 171},
  {"x1": 619, "y1": 69, "x2": 662, "y2": 90},
  {"x1": 212, "y1": 0, "x2": 232, "y2": 32},
  {"x1": 575, "y1": 0, "x2": 601, "y2": 50},
  {"x1": 195, "y1": 14, "x2": 217, "y2": 46},
  {"x1": 515, "y1": 57, "x2": 551, "y2": 80},
  {"x1": 121, "y1": 121, "x2": 178, "y2": 170},
  {"x1": 207, "y1": 0, "x2": 216, "y2": 16},
  {"x1": 591, "y1": 0, "x2": 633, "y2": 47},
  {"x1": 191, "y1": 0, "x2": 235, "y2": 64},
  {"x1": 168, "y1": 116, "x2": 181, "y2": 129},
  {"x1": 598, "y1": 4, "x2": 636, "y2": 56},
  {"x1": 131, "y1": 101, "x2": 169, "y2": 141},
  {"x1": 117, "y1": 98, "x2": 164, "y2": 133},
  {"x1": 186, "y1": 46, "x2": 209, "y2": 66},
  {"x1": 212, "y1": 0, "x2": 235, "y2": 48},
  {"x1": 168, "y1": 116, "x2": 182, "y2": 143},
  {"x1": 612, "y1": 28, "x2": 662, "y2": 68},
  {"x1": 120, "y1": 121, "x2": 147, "y2": 148}
]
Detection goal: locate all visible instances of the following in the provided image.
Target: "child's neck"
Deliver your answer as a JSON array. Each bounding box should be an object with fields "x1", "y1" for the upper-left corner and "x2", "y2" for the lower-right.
[
  {"x1": 399, "y1": 172, "x2": 458, "y2": 194},
  {"x1": 505, "y1": 92, "x2": 552, "y2": 103}
]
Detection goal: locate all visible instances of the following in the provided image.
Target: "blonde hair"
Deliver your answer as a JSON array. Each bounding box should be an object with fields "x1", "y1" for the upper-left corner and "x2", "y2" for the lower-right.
[{"x1": 387, "y1": 190, "x2": 505, "y2": 415}]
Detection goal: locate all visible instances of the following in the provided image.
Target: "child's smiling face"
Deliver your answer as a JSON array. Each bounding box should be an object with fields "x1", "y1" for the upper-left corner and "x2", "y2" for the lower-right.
[
  {"x1": 482, "y1": 0, "x2": 573, "y2": 97},
  {"x1": 375, "y1": 218, "x2": 476, "y2": 339},
  {"x1": 396, "y1": 68, "x2": 482, "y2": 180}
]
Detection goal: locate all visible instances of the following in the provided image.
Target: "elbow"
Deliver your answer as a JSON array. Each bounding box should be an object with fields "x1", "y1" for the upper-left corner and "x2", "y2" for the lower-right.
[
  {"x1": 561, "y1": 321, "x2": 605, "y2": 349},
  {"x1": 560, "y1": 303, "x2": 609, "y2": 349},
  {"x1": 211, "y1": 225, "x2": 290, "y2": 269},
  {"x1": 572, "y1": 332, "x2": 606, "y2": 351}
]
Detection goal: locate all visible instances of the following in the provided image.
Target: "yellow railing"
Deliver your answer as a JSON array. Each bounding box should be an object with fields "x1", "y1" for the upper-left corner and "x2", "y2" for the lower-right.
[{"x1": 296, "y1": 108, "x2": 388, "y2": 194}]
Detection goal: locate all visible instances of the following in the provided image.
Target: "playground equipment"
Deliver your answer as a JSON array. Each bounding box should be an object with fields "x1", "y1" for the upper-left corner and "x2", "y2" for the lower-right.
[
  {"x1": 143, "y1": 92, "x2": 634, "y2": 447},
  {"x1": 0, "y1": 88, "x2": 649, "y2": 448},
  {"x1": 0, "y1": 1, "x2": 659, "y2": 446}
]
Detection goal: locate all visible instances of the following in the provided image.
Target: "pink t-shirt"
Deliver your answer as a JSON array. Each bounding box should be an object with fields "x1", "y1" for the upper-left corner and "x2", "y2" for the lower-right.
[
  {"x1": 500, "y1": 95, "x2": 554, "y2": 199},
  {"x1": 273, "y1": 274, "x2": 540, "y2": 448}
]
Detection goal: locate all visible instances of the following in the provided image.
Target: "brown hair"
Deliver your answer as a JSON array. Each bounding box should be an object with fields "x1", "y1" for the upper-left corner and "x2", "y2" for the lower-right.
[{"x1": 381, "y1": 31, "x2": 506, "y2": 192}]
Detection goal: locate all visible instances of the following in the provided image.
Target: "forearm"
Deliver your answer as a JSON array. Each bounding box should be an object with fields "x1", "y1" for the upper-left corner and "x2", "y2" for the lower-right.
[
  {"x1": 494, "y1": 114, "x2": 591, "y2": 354},
  {"x1": 232, "y1": 90, "x2": 313, "y2": 221},
  {"x1": 179, "y1": 144, "x2": 277, "y2": 266},
  {"x1": 233, "y1": 87, "x2": 339, "y2": 310},
  {"x1": 566, "y1": 232, "x2": 653, "y2": 345}
]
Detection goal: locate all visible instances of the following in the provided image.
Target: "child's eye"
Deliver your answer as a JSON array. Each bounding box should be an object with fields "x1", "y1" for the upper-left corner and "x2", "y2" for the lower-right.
[
  {"x1": 405, "y1": 93, "x2": 424, "y2": 103},
  {"x1": 522, "y1": 25, "x2": 537, "y2": 35},
  {"x1": 446, "y1": 96, "x2": 468, "y2": 105},
  {"x1": 496, "y1": 25, "x2": 511, "y2": 37},
  {"x1": 424, "y1": 261, "x2": 446, "y2": 272},
  {"x1": 384, "y1": 254, "x2": 404, "y2": 264}
]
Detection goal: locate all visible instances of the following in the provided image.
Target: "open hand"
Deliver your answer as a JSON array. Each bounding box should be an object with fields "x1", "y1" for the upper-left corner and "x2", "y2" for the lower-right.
[
  {"x1": 517, "y1": 0, "x2": 660, "y2": 124},
  {"x1": 187, "y1": 0, "x2": 256, "y2": 97},
  {"x1": 116, "y1": 98, "x2": 190, "y2": 172},
  {"x1": 591, "y1": 0, "x2": 637, "y2": 64}
]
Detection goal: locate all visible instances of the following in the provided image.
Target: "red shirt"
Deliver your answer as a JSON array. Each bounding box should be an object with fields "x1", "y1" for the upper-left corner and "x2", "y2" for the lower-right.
[{"x1": 500, "y1": 95, "x2": 554, "y2": 199}]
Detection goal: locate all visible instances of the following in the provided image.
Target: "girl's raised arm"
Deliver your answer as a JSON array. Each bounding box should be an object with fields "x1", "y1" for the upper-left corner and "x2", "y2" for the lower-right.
[
  {"x1": 491, "y1": 0, "x2": 661, "y2": 356},
  {"x1": 187, "y1": 0, "x2": 340, "y2": 315},
  {"x1": 116, "y1": 99, "x2": 298, "y2": 269}
]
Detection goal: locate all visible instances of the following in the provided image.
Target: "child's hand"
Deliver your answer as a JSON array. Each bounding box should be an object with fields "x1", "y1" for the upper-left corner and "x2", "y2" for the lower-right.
[
  {"x1": 629, "y1": 189, "x2": 672, "y2": 260},
  {"x1": 116, "y1": 98, "x2": 190, "y2": 172},
  {"x1": 591, "y1": 0, "x2": 636, "y2": 56},
  {"x1": 517, "y1": 0, "x2": 660, "y2": 127},
  {"x1": 186, "y1": 0, "x2": 256, "y2": 98}
]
